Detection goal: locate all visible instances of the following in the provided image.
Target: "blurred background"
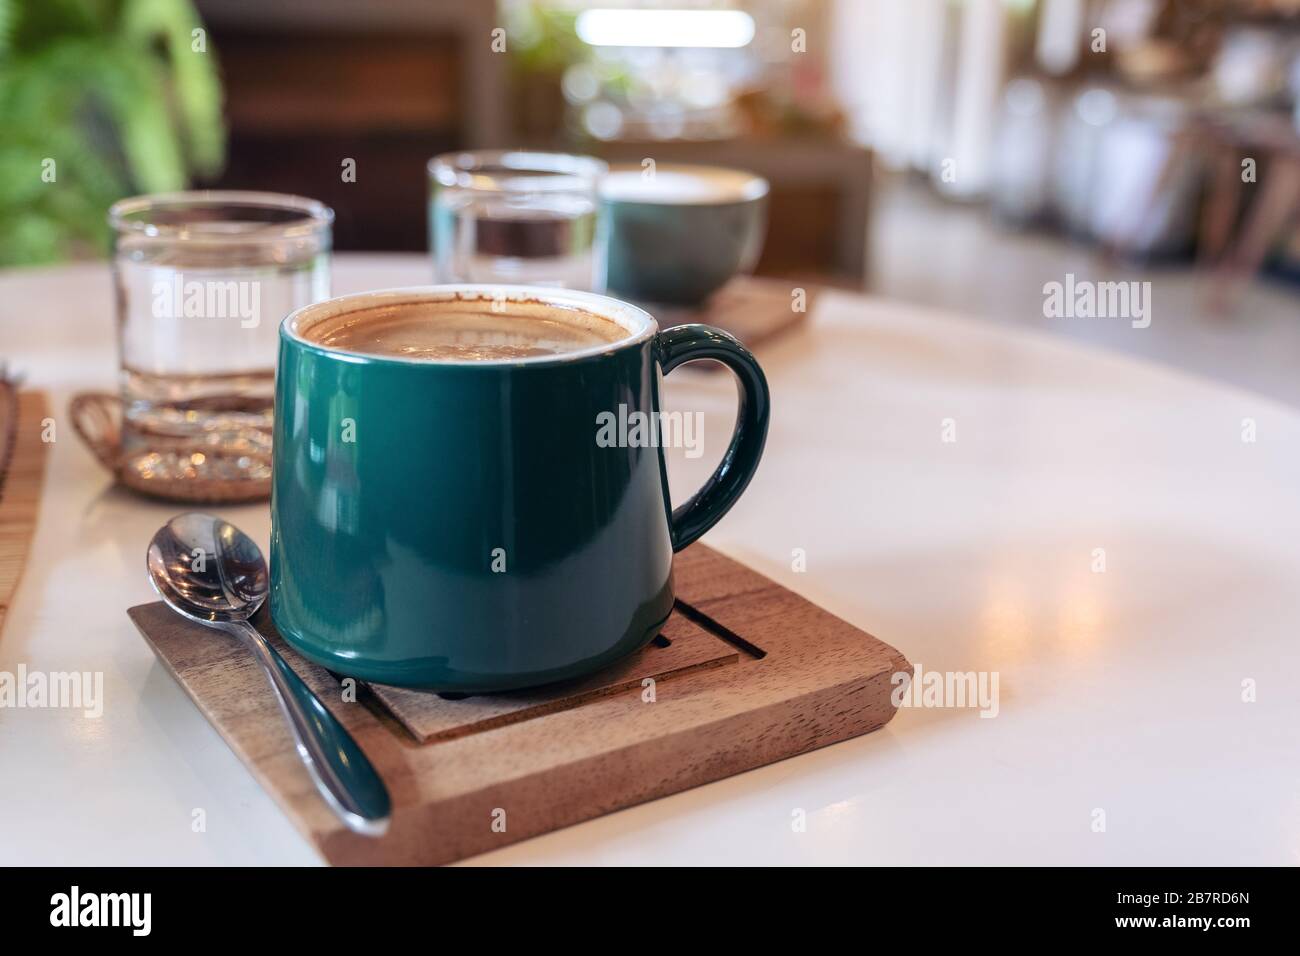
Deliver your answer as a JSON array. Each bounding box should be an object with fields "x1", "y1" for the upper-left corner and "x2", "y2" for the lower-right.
[{"x1": 4, "y1": 0, "x2": 1300, "y2": 400}]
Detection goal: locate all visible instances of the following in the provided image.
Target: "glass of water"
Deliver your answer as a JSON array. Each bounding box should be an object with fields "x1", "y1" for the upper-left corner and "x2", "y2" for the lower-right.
[
  {"x1": 108, "y1": 191, "x2": 332, "y2": 495},
  {"x1": 428, "y1": 151, "x2": 607, "y2": 290}
]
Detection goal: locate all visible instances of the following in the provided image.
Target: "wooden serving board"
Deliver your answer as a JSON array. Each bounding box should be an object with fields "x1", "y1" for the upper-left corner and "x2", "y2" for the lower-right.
[{"x1": 129, "y1": 543, "x2": 909, "y2": 865}]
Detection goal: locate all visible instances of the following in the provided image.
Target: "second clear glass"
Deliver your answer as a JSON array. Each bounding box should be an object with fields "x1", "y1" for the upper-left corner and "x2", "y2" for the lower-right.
[{"x1": 428, "y1": 151, "x2": 607, "y2": 291}]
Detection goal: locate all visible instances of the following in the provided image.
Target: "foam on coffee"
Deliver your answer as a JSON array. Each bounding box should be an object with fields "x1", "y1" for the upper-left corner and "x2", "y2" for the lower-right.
[
  {"x1": 303, "y1": 297, "x2": 629, "y2": 361},
  {"x1": 599, "y1": 165, "x2": 768, "y2": 205}
]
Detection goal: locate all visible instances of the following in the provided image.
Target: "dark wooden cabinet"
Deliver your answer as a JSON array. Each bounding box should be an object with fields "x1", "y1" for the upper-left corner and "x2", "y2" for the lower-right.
[{"x1": 195, "y1": 0, "x2": 506, "y2": 251}]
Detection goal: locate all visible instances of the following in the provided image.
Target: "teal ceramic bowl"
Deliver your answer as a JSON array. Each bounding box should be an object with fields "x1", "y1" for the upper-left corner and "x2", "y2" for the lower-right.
[
  {"x1": 601, "y1": 164, "x2": 769, "y2": 307},
  {"x1": 270, "y1": 285, "x2": 770, "y2": 691}
]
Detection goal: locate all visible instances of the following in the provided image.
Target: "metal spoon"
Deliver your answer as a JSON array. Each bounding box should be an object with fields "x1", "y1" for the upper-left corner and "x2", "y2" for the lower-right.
[{"x1": 147, "y1": 512, "x2": 391, "y2": 836}]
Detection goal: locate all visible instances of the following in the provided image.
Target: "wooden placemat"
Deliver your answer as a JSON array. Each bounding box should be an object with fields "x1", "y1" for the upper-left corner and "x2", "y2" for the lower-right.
[
  {"x1": 0, "y1": 383, "x2": 50, "y2": 638},
  {"x1": 129, "y1": 543, "x2": 909, "y2": 865}
]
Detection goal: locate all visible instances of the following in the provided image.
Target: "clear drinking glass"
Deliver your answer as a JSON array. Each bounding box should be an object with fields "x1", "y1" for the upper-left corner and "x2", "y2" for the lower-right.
[
  {"x1": 428, "y1": 151, "x2": 607, "y2": 290},
  {"x1": 108, "y1": 191, "x2": 332, "y2": 491}
]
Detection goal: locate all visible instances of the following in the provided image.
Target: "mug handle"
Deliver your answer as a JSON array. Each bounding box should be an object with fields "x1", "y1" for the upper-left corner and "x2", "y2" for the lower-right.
[{"x1": 655, "y1": 324, "x2": 771, "y2": 552}]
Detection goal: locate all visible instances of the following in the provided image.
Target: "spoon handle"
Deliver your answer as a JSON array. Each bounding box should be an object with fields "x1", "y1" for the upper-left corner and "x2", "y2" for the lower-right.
[{"x1": 231, "y1": 620, "x2": 391, "y2": 836}]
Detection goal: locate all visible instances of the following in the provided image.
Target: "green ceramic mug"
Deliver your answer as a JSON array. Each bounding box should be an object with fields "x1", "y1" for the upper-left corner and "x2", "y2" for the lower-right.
[
  {"x1": 601, "y1": 164, "x2": 769, "y2": 306},
  {"x1": 270, "y1": 285, "x2": 769, "y2": 691}
]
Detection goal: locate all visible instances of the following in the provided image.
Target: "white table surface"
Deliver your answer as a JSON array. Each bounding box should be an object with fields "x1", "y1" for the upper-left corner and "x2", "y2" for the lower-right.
[{"x1": 2, "y1": 254, "x2": 1298, "y2": 866}]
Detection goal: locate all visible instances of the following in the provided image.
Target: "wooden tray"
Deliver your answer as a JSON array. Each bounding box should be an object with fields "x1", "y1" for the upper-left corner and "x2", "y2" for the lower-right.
[
  {"x1": 656, "y1": 276, "x2": 813, "y2": 355},
  {"x1": 128, "y1": 543, "x2": 909, "y2": 865}
]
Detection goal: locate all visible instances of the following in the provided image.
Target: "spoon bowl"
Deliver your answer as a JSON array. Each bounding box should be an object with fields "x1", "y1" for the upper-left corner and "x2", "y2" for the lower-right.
[{"x1": 147, "y1": 512, "x2": 267, "y2": 626}]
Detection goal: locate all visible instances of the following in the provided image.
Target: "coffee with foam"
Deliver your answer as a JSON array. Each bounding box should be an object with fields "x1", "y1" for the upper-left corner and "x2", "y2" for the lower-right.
[{"x1": 303, "y1": 298, "x2": 629, "y2": 361}]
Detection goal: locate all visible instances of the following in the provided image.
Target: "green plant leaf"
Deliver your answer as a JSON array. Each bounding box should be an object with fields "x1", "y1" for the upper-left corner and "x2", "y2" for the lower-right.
[{"x1": 0, "y1": 0, "x2": 228, "y2": 265}]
